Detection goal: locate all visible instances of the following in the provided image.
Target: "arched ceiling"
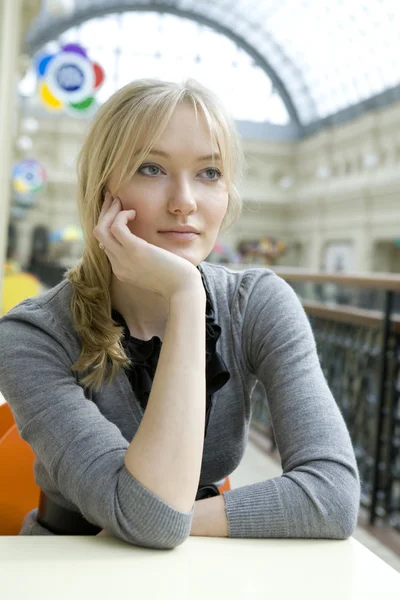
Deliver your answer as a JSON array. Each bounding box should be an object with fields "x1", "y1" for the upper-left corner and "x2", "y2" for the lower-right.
[{"x1": 25, "y1": 0, "x2": 400, "y2": 136}]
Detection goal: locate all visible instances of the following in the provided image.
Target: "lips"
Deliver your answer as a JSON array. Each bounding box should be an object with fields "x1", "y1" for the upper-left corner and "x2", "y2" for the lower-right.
[
  {"x1": 159, "y1": 227, "x2": 200, "y2": 234},
  {"x1": 159, "y1": 231, "x2": 199, "y2": 242}
]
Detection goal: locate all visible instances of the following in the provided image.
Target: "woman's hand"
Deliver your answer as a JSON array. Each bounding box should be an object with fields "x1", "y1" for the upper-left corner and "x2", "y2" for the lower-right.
[
  {"x1": 96, "y1": 528, "x2": 112, "y2": 537},
  {"x1": 93, "y1": 192, "x2": 203, "y2": 302}
]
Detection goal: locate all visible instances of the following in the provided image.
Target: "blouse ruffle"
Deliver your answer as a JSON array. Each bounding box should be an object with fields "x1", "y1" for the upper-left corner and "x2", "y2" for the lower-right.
[{"x1": 111, "y1": 268, "x2": 230, "y2": 434}]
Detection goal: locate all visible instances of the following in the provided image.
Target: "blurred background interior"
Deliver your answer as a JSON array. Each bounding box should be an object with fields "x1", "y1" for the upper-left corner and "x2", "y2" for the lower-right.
[
  {"x1": 4, "y1": 1, "x2": 400, "y2": 290},
  {"x1": 1, "y1": 0, "x2": 400, "y2": 570}
]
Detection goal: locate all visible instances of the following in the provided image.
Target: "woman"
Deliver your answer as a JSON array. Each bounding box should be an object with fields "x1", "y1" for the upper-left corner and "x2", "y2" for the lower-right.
[{"x1": 0, "y1": 79, "x2": 360, "y2": 548}]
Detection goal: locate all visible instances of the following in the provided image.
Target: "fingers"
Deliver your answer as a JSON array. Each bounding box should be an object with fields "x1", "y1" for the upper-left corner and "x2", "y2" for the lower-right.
[
  {"x1": 98, "y1": 190, "x2": 113, "y2": 219},
  {"x1": 94, "y1": 192, "x2": 124, "y2": 251},
  {"x1": 100, "y1": 194, "x2": 123, "y2": 231},
  {"x1": 109, "y1": 209, "x2": 138, "y2": 248},
  {"x1": 97, "y1": 528, "x2": 112, "y2": 537}
]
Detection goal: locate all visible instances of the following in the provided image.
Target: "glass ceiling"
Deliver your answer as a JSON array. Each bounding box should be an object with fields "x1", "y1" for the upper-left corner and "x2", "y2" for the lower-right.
[
  {"x1": 21, "y1": 12, "x2": 290, "y2": 125},
  {"x1": 25, "y1": 0, "x2": 400, "y2": 132}
]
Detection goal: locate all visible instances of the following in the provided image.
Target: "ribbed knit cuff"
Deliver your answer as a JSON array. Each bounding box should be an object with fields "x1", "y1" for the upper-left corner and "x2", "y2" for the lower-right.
[{"x1": 223, "y1": 479, "x2": 288, "y2": 538}]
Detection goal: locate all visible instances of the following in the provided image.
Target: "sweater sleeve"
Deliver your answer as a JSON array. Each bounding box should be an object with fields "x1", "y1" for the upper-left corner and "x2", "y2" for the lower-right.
[
  {"x1": 223, "y1": 270, "x2": 360, "y2": 539},
  {"x1": 0, "y1": 300, "x2": 193, "y2": 549}
]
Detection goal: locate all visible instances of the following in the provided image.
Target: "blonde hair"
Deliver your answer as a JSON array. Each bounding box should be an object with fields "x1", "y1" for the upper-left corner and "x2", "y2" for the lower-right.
[{"x1": 66, "y1": 78, "x2": 244, "y2": 390}]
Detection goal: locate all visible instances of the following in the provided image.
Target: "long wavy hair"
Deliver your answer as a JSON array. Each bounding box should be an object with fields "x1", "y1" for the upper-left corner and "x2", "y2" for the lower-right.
[{"x1": 66, "y1": 78, "x2": 245, "y2": 390}]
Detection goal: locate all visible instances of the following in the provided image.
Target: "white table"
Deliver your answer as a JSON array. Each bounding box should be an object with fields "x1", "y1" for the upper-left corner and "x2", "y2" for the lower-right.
[{"x1": 0, "y1": 536, "x2": 399, "y2": 599}]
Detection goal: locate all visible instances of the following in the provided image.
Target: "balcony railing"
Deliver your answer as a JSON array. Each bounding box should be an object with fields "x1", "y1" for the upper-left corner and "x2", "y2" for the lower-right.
[{"x1": 225, "y1": 264, "x2": 400, "y2": 531}]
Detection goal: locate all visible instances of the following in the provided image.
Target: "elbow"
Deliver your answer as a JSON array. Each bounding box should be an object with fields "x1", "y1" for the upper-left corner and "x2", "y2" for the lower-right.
[
  {"x1": 107, "y1": 467, "x2": 194, "y2": 549},
  {"x1": 333, "y1": 495, "x2": 360, "y2": 540},
  {"x1": 324, "y1": 507, "x2": 358, "y2": 540},
  {"x1": 319, "y1": 483, "x2": 360, "y2": 540},
  {"x1": 109, "y1": 516, "x2": 192, "y2": 550},
  {"x1": 156, "y1": 531, "x2": 190, "y2": 550},
  {"x1": 292, "y1": 459, "x2": 361, "y2": 540},
  {"x1": 119, "y1": 527, "x2": 190, "y2": 550}
]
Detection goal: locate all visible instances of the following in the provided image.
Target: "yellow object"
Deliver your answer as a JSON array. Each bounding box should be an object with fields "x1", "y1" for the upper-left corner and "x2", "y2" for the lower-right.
[
  {"x1": 50, "y1": 224, "x2": 83, "y2": 242},
  {"x1": 39, "y1": 80, "x2": 63, "y2": 110},
  {"x1": 14, "y1": 180, "x2": 26, "y2": 192},
  {"x1": 2, "y1": 272, "x2": 41, "y2": 315}
]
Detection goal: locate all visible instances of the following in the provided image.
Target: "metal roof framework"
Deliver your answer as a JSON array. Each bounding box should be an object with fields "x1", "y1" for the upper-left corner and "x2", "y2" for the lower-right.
[{"x1": 25, "y1": 0, "x2": 400, "y2": 139}]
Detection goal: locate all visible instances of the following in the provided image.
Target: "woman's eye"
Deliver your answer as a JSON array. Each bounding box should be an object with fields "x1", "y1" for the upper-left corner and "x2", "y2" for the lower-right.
[
  {"x1": 138, "y1": 164, "x2": 162, "y2": 177},
  {"x1": 199, "y1": 168, "x2": 222, "y2": 181}
]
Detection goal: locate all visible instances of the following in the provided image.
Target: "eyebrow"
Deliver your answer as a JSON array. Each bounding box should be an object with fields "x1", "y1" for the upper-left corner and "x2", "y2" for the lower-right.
[{"x1": 140, "y1": 149, "x2": 221, "y2": 162}]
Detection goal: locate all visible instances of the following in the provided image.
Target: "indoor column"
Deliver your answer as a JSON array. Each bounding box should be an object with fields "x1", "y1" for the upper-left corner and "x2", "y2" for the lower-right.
[{"x1": 0, "y1": 0, "x2": 22, "y2": 311}]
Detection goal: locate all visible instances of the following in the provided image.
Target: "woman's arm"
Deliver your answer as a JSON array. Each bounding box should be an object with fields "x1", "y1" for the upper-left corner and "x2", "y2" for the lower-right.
[
  {"x1": 93, "y1": 194, "x2": 208, "y2": 516},
  {"x1": 0, "y1": 297, "x2": 203, "y2": 548},
  {"x1": 222, "y1": 270, "x2": 360, "y2": 540},
  {"x1": 190, "y1": 495, "x2": 228, "y2": 537},
  {"x1": 124, "y1": 284, "x2": 206, "y2": 513}
]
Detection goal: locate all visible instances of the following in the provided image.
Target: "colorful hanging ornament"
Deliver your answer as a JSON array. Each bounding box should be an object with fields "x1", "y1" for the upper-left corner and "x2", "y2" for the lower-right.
[
  {"x1": 11, "y1": 159, "x2": 47, "y2": 206},
  {"x1": 49, "y1": 225, "x2": 83, "y2": 243},
  {"x1": 35, "y1": 43, "x2": 105, "y2": 113}
]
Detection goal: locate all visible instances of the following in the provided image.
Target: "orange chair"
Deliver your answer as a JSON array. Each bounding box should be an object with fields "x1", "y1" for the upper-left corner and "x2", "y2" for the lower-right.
[
  {"x1": 218, "y1": 477, "x2": 231, "y2": 493},
  {"x1": 0, "y1": 404, "x2": 231, "y2": 535},
  {"x1": 0, "y1": 424, "x2": 40, "y2": 535},
  {"x1": 0, "y1": 402, "x2": 15, "y2": 440}
]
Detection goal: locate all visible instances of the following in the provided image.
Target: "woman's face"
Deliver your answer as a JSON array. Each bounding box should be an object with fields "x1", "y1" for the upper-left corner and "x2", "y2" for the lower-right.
[{"x1": 109, "y1": 103, "x2": 229, "y2": 266}]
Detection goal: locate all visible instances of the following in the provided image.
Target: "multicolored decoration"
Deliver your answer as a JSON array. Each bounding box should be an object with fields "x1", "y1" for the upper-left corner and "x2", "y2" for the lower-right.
[
  {"x1": 11, "y1": 159, "x2": 47, "y2": 205},
  {"x1": 49, "y1": 225, "x2": 83, "y2": 243},
  {"x1": 35, "y1": 43, "x2": 105, "y2": 113},
  {"x1": 237, "y1": 237, "x2": 287, "y2": 266}
]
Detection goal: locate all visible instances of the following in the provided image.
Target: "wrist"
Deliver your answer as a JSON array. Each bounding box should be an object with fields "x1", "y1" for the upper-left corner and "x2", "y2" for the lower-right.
[
  {"x1": 168, "y1": 275, "x2": 206, "y2": 306},
  {"x1": 190, "y1": 495, "x2": 229, "y2": 537}
]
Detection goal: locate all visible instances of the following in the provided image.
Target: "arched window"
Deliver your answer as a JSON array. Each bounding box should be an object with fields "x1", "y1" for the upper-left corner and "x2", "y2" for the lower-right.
[{"x1": 20, "y1": 11, "x2": 291, "y2": 125}]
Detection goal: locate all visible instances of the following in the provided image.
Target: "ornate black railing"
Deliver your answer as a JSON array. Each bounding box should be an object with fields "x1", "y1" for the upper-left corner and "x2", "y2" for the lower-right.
[
  {"x1": 231, "y1": 266, "x2": 400, "y2": 530},
  {"x1": 311, "y1": 316, "x2": 382, "y2": 516}
]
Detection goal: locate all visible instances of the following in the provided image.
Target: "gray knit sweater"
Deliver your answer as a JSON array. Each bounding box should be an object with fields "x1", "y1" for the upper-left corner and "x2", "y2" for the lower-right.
[{"x1": 0, "y1": 262, "x2": 360, "y2": 548}]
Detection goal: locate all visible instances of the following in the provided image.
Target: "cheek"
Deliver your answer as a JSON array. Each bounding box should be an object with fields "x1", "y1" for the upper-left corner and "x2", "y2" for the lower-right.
[
  {"x1": 207, "y1": 192, "x2": 229, "y2": 226},
  {"x1": 117, "y1": 183, "x2": 141, "y2": 209},
  {"x1": 118, "y1": 190, "x2": 158, "y2": 232},
  {"x1": 118, "y1": 180, "x2": 164, "y2": 212}
]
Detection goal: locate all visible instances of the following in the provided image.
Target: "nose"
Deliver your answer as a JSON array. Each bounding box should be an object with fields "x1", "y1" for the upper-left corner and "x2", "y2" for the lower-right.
[{"x1": 167, "y1": 177, "x2": 197, "y2": 215}]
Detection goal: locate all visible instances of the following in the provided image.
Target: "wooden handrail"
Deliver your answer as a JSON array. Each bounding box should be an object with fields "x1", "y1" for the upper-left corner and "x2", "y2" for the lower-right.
[
  {"x1": 219, "y1": 262, "x2": 400, "y2": 332},
  {"x1": 302, "y1": 300, "x2": 400, "y2": 334},
  {"x1": 224, "y1": 264, "x2": 400, "y2": 292},
  {"x1": 273, "y1": 268, "x2": 400, "y2": 291}
]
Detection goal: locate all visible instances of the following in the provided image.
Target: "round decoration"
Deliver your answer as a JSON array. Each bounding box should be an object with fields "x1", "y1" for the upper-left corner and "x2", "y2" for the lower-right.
[
  {"x1": 12, "y1": 159, "x2": 47, "y2": 206},
  {"x1": 35, "y1": 43, "x2": 105, "y2": 113},
  {"x1": 49, "y1": 225, "x2": 83, "y2": 243}
]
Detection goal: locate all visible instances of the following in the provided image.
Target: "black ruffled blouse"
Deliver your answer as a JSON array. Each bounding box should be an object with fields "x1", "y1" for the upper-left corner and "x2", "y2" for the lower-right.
[{"x1": 111, "y1": 269, "x2": 231, "y2": 438}]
